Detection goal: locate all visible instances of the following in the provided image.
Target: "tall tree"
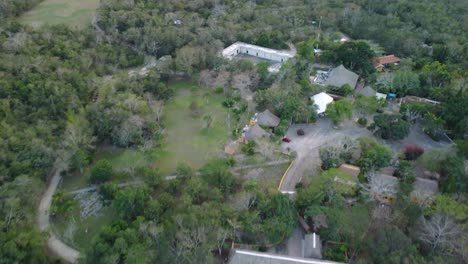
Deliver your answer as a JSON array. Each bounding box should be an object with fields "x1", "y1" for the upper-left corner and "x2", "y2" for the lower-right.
[{"x1": 325, "y1": 99, "x2": 354, "y2": 125}]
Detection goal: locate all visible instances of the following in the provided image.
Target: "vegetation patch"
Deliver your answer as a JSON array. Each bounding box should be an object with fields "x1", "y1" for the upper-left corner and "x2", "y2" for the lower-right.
[{"x1": 19, "y1": 0, "x2": 99, "y2": 28}]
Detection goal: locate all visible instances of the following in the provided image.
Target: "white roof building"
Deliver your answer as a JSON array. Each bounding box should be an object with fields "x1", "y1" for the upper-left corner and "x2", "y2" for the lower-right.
[
  {"x1": 311, "y1": 92, "x2": 334, "y2": 114},
  {"x1": 222, "y1": 42, "x2": 295, "y2": 62}
]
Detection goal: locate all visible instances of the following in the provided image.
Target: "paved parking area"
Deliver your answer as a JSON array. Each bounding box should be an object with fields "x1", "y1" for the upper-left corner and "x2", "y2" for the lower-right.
[
  {"x1": 278, "y1": 118, "x2": 452, "y2": 193},
  {"x1": 280, "y1": 119, "x2": 372, "y2": 192}
]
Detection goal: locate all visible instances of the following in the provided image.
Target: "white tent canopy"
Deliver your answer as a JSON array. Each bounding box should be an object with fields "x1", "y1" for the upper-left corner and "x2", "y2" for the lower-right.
[{"x1": 311, "y1": 92, "x2": 334, "y2": 114}]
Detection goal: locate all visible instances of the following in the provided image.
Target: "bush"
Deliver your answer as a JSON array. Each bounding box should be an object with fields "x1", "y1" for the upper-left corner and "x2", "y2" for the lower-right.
[
  {"x1": 297, "y1": 129, "x2": 305, "y2": 136},
  {"x1": 357, "y1": 117, "x2": 367, "y2": 126},
  {"x1": 404, "y1": 145, "x2": 424, "y2": 160},
  {"x1": 99, "y1": 183, "x2": 118, "y2": 203},
  {"x1": 214, "y1": 86, "x2": 224, "y2": 93},
  {"x1": 90, "y1": 159, "x2": 113, "y2": 184},
  {"x1": 374, "y1": 114, "x2": 410, "y2": 140},
  {"x1": 242, "y1": 141, "x2": 256, "y2": 156}
]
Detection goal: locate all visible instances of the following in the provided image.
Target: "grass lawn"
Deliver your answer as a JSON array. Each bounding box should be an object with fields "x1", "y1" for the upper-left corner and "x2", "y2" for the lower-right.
[
  {"x1": 154, "y1": 81, "x2": 231, "y2": 174},
  {"x1": 19, "y1": 0, "x2": 99, "y2": 28},
  {"x1": 238, "y1": 162, "x2": 291, "y2": 191}
]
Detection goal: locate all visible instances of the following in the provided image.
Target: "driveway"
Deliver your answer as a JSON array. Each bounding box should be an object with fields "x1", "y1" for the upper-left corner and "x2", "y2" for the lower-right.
[
  {"x1": 279, "y1": 118, "x2": 452, "y2": 193},
  {"x1": 279, "y1": 119, "x2": 372, "y2": 192}
]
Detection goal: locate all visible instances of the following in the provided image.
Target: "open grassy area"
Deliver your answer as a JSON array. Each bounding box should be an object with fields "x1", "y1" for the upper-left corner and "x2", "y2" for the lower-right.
[
  {"x1": 19, "y1": 0, "x2": 99, "y2": 28},
  {"x1": 237, "y1": 162, "x2": 291, "y2": 191},
  {"x1": 154, "y1": 81, "x2": 231, "y2": 174}
]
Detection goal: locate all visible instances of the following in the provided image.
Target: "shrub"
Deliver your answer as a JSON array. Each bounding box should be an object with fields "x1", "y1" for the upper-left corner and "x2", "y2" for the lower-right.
[
  {"x1": 99, "y1": 183, "x2": 118, "y2": 203},
  {"x1": 90, "y1": 159, "x2": 113, "y2": 184},
  {"x1": 297, "y1": 129, "x2": 305, "y2": 136},
  {"x1": 404, "y1": 145, "x2": 424, "y2": 160},
  {"x1": 214, "y1": 86, "x2": 224, "y2": 93},
  {"x1": 357, "y1": 117, "x2": 367, "y2": 126},
  {"x1": 242, "y1": 141, "x2": 256, "y2": 156}
]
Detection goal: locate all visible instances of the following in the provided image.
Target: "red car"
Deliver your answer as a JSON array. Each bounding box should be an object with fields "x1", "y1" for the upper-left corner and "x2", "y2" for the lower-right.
[{"x1": 282, "y1": 137, "x2": 291, "y2": 143}]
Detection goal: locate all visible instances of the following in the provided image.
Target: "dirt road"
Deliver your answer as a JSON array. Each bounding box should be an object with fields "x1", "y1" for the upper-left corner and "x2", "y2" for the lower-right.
[{"x1": 38, "y1": 164, "x2": 80, "y2": 263}]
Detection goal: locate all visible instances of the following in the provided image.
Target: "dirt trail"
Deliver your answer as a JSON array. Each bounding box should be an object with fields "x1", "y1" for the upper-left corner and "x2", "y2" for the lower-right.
[{"x1": 38, "y1": 165, "x2": 80, "y2": 263}]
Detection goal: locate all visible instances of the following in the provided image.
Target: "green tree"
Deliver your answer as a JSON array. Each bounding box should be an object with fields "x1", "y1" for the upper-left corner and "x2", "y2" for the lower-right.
[
  {"x1": 390, "y1": 70, "x2": 421, "y2": 96},
  {"x1": 90, "y1": 159, "x2": 113, "y2": 184},
  {"x1": 422, "y1": 61, "x2": 450, "y2": 89},
  {"x1": 325, "y1": 99, "x2": 354, "y2": 125},
  {"x1": 113, "y1": 186, "x2": 148, "y2": 220},
  {"x1": 336, "y1": 41, "x2": 375, "y2": 76},
  {"x1": 455, "y1": 139, "x2": 468, "y2": 159},
  {"x1": 200, "y1": 159, "x2": 236, "y2": 197},
  {"x1": 368, "y1": 225, "x2": 422, "y2": 264},
  {"x1": 373, "y1": 114, "x2": 410, "y2": 140},
  {"x1": 258, "y1": 193, "x2": 296, "y2": 243},
  {"x1": 355, "y1": 95, "x2": 384, "y2": 116},
  {"x1": 422, "y1": 112, "x2": 445, "y2": 140},
  {"x1": 358, "y1": 137, "x2": 393, "y2": 172},
  {"x1": 442, "y1": 93, "x2": 468, "y2": 139}
]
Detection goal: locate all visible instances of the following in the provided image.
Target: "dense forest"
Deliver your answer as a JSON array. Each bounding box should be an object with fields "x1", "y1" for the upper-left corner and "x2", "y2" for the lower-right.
[{"x1": 0, "y1": 0, "x2": 467, "y2": 263}]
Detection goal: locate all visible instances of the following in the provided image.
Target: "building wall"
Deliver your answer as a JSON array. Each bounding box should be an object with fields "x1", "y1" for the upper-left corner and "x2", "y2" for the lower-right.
[
  {"x1": 237, "y1": 46, "x2": 289, "y2": 62},
  {"x1": 223, "y1": 42, "x2": 293, "y2": 63}
]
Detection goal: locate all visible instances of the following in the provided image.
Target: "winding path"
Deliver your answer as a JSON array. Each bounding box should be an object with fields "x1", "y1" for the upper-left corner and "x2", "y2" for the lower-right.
[{"x1": 38, "y1": 165, "x2": 80, "y2": 263}]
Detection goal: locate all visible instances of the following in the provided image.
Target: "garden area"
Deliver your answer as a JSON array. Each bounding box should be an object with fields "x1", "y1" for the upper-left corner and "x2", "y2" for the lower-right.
[{"x1": 19, "y1": 0, "x2": 99, "y2": 28}]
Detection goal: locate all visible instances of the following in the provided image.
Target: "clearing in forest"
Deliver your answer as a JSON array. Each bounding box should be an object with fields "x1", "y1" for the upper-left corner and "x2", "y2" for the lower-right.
[
  {"x1": 154, "y1": 81, "x2": 231, "y2": 174},
  {"x1": 19, "y1": 0, "x2": 99, "y2": 28}
]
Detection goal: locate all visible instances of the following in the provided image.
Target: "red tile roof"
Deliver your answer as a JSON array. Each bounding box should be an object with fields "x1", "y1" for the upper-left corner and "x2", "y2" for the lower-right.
[{"x1": 373, "y1": 55, "x2": 401, "y2": 67}]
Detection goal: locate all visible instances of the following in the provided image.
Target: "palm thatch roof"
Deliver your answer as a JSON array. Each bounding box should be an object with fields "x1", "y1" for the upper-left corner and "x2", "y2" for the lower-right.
[
  {"x1": 358, "y1": 86, "x2": 376, "y2": 97},
  {"x1": 244, "y1": 124, "x2": 269, "y2": 140},
  {"x1": 324, "y1": 64, "x2": 359, "y2": 88},
  {"x1": 257, "y1": 109, "x2": 280, "y2": 127}
]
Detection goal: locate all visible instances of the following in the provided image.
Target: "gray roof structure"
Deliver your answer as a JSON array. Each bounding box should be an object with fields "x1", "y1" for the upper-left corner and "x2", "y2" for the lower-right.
[
  {"x1": 324, "y1": 65, "x2": 359, "y2": 89},
  {"x1": 412, "y1": 177, "x2": 438, "y2": 198},
  {"x1": 229, "y1": 250, "x2": 345, "y2": 264},
  {"x1": 244, "y1": 124, "x2": 269, "y2": 140},
  {"x1": 257, "y1": 109, "x2": 281, "y2": 127},
  {"x1": 358, "y1": 86, "x2": 376, "y2": 97}
]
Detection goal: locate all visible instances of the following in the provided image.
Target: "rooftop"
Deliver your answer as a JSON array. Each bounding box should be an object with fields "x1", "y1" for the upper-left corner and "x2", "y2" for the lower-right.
[
  {"x1": 372, "y1": 55, "x2": 401, "y2": 67},
  {"x1": 257, "y1": 109, "x2": 280, "y2": 127},
  {"x1": 311, "y1": 92, "x2": 334, "y2": 114},
  {"x1": 222, "y1": 42, "x2": 295, "y2": 60},
  {"x1": 324, "y1": 65, "x2": 359, "y2": 89},
  {"x1": 229, "y1": 249, "x2": 345, "y2": 264},
  {"x1": 244, "y1": 124, "x2": 269, "y2": 140}
]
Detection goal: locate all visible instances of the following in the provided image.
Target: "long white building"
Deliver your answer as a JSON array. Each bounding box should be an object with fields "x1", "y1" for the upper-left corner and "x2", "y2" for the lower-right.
[{"x1": 222, "y1": 42, "x2": 295, "y2": 63}]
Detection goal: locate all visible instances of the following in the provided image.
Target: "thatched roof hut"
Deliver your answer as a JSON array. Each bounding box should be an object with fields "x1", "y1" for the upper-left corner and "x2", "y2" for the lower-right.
[
  {"x1": 257, "y1": 109, "x2": 280, "y2": 127},
  {"x1": 244, "y1": 124, "x2": 268, "y2": 140}
]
